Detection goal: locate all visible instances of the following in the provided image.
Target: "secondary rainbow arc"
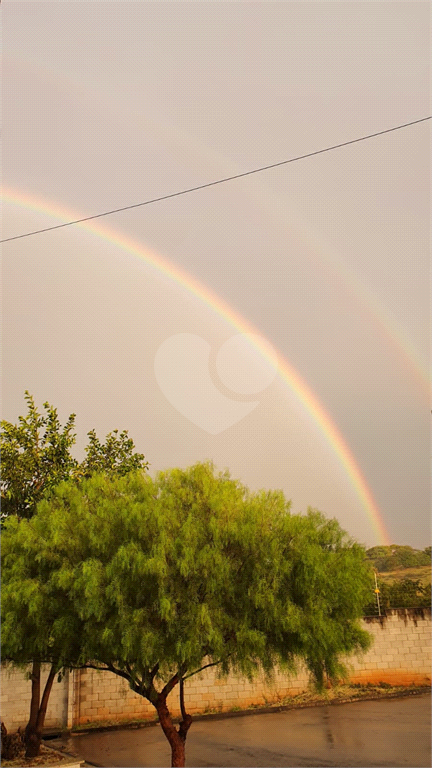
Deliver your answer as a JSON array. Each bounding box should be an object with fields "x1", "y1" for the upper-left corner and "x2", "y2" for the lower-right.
[
  {"x1": 5, "y1": 54, "x2": 429, "y2": 394},
  {"x1": 2, "y1": 187, "x2": 391, "y2": 545}
]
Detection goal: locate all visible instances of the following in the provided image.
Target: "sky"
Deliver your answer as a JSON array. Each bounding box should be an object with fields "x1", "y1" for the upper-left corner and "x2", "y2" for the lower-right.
[{"x1": 2, "y1": 1, "x2": 430, "y2": 548}]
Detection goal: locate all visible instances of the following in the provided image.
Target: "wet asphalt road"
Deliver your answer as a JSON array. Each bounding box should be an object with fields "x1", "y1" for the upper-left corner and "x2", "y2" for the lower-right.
[{"x1": 61, "y1": 693, "x2": 431, "y2": 767}]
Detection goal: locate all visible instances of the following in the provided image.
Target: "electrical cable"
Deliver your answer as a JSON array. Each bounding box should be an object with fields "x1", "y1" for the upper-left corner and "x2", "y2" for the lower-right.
[{"x1": 1, "y1": 115, "x2": 430, "y2": 244}]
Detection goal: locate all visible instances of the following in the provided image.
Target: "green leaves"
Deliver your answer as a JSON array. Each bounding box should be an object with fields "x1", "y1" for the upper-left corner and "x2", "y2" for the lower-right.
[
  {"x1": 0, "y1": 392, "x2": 149, "y2": 523},
  {"x1": 364, "y1": 576, "x2": 431, "y2": 614},
  {"x1": 2, "y1": 462, "x2": 373, "y2": 697},
  {"x1": 1, "y1": 392, "x2": 150, "y2": 676},
  {"x1": 77, "y1": 429, "x2": 149, "y2": 479},
  {"x1": 0, "y1": 392, "x2": 78, "y2": 520}
]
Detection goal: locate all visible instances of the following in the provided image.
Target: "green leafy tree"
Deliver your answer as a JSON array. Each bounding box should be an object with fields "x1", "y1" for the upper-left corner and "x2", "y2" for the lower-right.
[
  {"x1": 0, "y1": 392, "x2": 78, "y2": 520},
  {"x1": 2, "y1": 463, "x2": 372, "y2": 767},
  {"x1": 1, "y1": 514, "x2": 86, "y2": 756},
  {"x1": 77, "y1": 428, "x2": 148, "y2": 479},
  {"x1": 0, "y1": 392, "x2": 148, "y2": 758}
]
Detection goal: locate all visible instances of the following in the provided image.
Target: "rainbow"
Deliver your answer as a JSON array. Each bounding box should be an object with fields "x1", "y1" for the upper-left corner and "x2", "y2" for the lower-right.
[
  {"x1": 155, "y1": 120, "x2": 430, "y2": 397},
  {"x1": 2, "y1": 187, "x2": 391, "y2": 545},
  {"x1": 5, "y1": 54, "x2": 429, "y2": 396}
]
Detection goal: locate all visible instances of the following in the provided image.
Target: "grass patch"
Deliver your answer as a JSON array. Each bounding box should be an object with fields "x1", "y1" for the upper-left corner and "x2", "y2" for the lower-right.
[
  {"x1": 378, "y1": 566, "x2": 431, "y2": 586},
  {"x1": 276, "y1": 682, "x2": 429, "y2": 708},
  {"x1": 71, "y1": 716, "x2": 157, "y2": 733}
]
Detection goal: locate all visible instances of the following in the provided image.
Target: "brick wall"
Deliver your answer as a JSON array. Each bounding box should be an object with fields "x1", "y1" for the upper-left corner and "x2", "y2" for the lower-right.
[
  {"x1": 74, "y1": 668, "x2": 154, "y2": 724},
  {"x1": 2, "y1": 609, "x2": 430, "y2": 731},
  {"x1": 0, "y1": 665, "x2": 70, "y2": 732},
  {"x1": 72, "y1": 609, "x2": 431, "y2": 726},
  {"x1": 348, "y1": 608, "x2": 432, "y2": 686},
  {"x1": 73, "y1": 662, "x2": 312, "y2": 725}
]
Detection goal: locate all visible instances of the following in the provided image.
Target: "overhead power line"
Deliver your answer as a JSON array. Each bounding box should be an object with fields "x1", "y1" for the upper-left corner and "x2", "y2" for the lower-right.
[{"x1": 1, "y1": 115, "x2": 430, "y2": 244}]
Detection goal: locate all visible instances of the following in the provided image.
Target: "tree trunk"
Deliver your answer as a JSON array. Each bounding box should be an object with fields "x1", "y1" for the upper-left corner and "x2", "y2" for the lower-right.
[
  {"x1": 25, "y1": 661, "x2": 41, "y2": 758},
  {"x1": 25, "y1": 663, "x2": 57, "y2": 758},
  {"x1": 155, "y1": 696, "x2": 190, "y2": 768}
]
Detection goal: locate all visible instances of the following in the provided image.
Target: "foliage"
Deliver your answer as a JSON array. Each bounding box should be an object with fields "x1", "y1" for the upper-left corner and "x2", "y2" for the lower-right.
[
  {"x1": 1, "y1": 462, "x2": 372, "y2": 766},
  {"x1": 0, "y1": 393, "x2": 77, "y2": 520},
  {"x1": 76, "y1": 429, "x2": 148, "y2": 479},
  {"x1": 364, "y1": 543, "x2": 431, "y2": 613},
  {"x1": 364, "y1": 577, "x2": 431, "y2": 615},
  {"x1": 1, "y1": 513, "x2": 86, "y2": 669},
  {"x1": 0, "y1": 392, "x2": 148, "y2": 758},
  {"x1": 365, "y1": 545, "x2": 431, "y2": 573},
  {"x1": 0, "y1": 392, "x2": 149, "y2": 522}
]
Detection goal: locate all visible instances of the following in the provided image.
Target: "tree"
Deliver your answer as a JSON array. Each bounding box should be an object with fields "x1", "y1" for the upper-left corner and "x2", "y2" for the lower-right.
[
  {"x1": 1, "y1": 392, "x2": 149, "y2": 521},
  {"x1": 0, "y1": 392, "x2": 78, "y2": 521},
  {"x1": 78, "y1": 428, "x2": 148, "y2": 479},
  {"x1": 2, "y1": 463, "x2": 372, "y2": 767},
  {"x1": 364, "y1": 577, "x2": 431, "y2": 614},
  {"x1": 0, "y1": 392, "x2": 149, "y2": 758},
  {"x1": 1, "y1": 513, "x2": 87, "y2": 756}
]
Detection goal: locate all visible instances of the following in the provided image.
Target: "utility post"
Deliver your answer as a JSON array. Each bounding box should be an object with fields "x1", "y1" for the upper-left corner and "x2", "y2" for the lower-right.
[{"x1": 374, "y1": 569, "x2": 381, "y2": 616}]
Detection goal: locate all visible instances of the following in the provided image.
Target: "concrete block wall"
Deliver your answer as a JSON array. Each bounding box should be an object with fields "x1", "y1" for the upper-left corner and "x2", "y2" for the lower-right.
[
  {"x1": 163, "y1": 664, "x2": 312, "y2": 719},
  {"x1": 2, "y1": 609, "x2": 430, "y2": 730},
  {"x1": 1, "y1": 665, "x2": 70, "y2": 732},
  {"x1": 348, "y1": 609, "x2": 431, "y2": 686},
  {"x1": 74, "y1": 663, "x2": 312, "y2": 725},
  {"x1": 73, "y1": 609, "x2": 431, "y2": 726},
  {"x1": 74, "y1": 668, "x2": 155, "y2": 724}
]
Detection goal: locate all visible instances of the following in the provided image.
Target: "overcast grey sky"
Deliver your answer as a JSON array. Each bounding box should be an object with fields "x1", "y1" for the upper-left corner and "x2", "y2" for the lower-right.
[{"x1": 2, "y1": 1, "x2": 430, "y2": 547}]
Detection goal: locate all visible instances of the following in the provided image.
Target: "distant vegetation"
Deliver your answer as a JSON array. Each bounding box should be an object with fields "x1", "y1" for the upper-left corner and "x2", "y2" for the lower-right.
[
  {"x1": 363, "y1": 578, "x2": 431, "y2": 615},
  {"x1": 364, "y1": 545, "x2": 431, "y2": 615},
  {"x1": 366, "y1": 545, "x2": 431, "y2": 572}
]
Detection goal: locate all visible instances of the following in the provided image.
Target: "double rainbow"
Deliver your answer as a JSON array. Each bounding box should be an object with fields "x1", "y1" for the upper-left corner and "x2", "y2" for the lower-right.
[{"x1": 2, "y1": 187, "x2": 391, "y2": 544}]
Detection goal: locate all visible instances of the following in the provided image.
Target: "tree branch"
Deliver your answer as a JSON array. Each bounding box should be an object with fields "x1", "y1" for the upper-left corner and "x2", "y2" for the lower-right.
[
  {"x1": 150, "y1": 662, "x2": 160, "y2": 681},
  {"x1": 124, "y1": 662, "x2": 149, "y2": 697},
  {"x1": 179, "y1": 677, "x2": 187, "y2": 722},
  {"x1": 160, "y1": 673, "x2": 179, "y2": 699},
  {"x1": 36, "y1": 663, "x2": 58, "y2": 731},
  {"x1": 78, "y1": 662, "x2": 132, "y2": 684},
  {"x1": 177, "y1": 677, "x2": 192, "y2": 743},
  {"x1": 183, "y1": 658, "x2": 226, "y2": 680},
  {"x1": 72, "y1": 661, "x2": 154, "y2": 699}
]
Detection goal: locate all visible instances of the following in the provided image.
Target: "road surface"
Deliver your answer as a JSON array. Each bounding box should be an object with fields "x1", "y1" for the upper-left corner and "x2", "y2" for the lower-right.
[{"x1": 59, "y1": 692, "x2": 431, "y2": 767}]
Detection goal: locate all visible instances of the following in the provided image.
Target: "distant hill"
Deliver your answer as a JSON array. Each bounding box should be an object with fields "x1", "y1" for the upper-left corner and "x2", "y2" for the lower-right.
[
  {"x1": 377, "y1": 566, "x2": 431, "y2": 587},
  {"x1": 366, "y1": 544, "x2": 431, "y2": 573}
]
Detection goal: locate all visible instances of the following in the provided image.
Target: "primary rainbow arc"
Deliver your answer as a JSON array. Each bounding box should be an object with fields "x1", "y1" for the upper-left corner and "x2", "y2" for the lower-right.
[{"x1": 2, "y1": 187, "x2": 391, "y2": 545}]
